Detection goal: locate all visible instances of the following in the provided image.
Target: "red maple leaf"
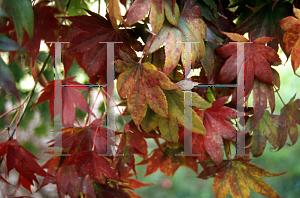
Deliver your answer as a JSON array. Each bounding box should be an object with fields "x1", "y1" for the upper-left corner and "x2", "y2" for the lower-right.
[
  {"x1": 63, "y1": 10, "x2": 143, "y2": 83},
  {"x1": 199, "y1": 97, "x2": 244, "y2": 165},
  {"x1": 0, "y1": 140, "x2": 48, "y2": 193},
  {"x1": 32, "y1": 76, "x2": 89, "y2": 127},
  {"x1": 64, "y1": 150, "x2": 120, "y2": 184},
  {"x1": 56, "y1": 165, "x2": 80, "y2": 198},
  {"x1": 21, "y1": 1, "x2": 62, "y2": 87},
  {"x1": 216, "y1": 33, "x2": 281, "y2": 96}
]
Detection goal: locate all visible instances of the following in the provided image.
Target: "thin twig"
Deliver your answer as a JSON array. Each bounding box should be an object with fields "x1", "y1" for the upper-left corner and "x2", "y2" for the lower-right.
[
  {"x1": 0, "y1": 105, "x2": 21, "y2": 119},
  {"x1": 100, "y1": 87, "x2": 127, "y2": 125},
  {"x1": 86, "y1": 87, "x2": 102, "y2": 126},
  {"x1": 98, "y1": 0, "x2": 101, "y2": 14},
  {"x1": 9, "y1": 54, "x2": 51, "y2": 140},
  {"x1": 274, "y1": 86, "x2": 286, "y2": 106}
]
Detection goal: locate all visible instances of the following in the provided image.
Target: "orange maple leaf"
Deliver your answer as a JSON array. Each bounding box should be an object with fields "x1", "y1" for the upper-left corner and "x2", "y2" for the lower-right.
[{"x1": 280, "y1": 7, "x2": 300, "y2": 73}]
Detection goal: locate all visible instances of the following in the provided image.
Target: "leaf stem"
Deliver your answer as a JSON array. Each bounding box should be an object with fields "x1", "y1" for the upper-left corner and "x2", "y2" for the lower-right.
[
  {"x1": 0, "y1": 105, "x2": 21, "y2": 119},
  {"x1": 274, "y1": 86, "x2": 286, "y2": 106},
  {"x1": 100, "y1": 87, "x2": 127, "y2": 125},
  {"x1": 85, "y1": 86, "x2": 102, "y2": 127}
]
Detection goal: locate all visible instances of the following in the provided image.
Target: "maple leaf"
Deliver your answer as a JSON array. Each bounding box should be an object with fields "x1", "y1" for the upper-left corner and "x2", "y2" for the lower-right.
[
  {"x1": 143, "y1": 145, "x2": 198, "y2": 177},
  {"x1": 56, "y1": 165, "x2": 80, "y2": 198},
  {"x1": 64, "y1": 150, "x2": 120, "y2": 184},
  {"x1": 126, "y1": 0, "x2": 180, "y2": 34},
  {"x1": 108, "y1": 0, "x2": 129, "y2": 30},
  {"x1": 245, "y1": 110, "x2": 286, "y2": 157},
  {"x1": 115, "y1": 58, "x2": 180, "y2": 126},
  {"x1": 251, "y1": 79, "x2": 276, "y2": 131},
  {"x1": 177, "y1": 117, "x2": 211, "y2": 161},
  {"x1": 280, "y1": 7, "x2": 300, "y2": 73},
  {"x1": 116, "y1": 121, "x2": 148, "y2": 177},
  {"x1": 198, "y1": 157, "x2": 286, "y2": 198},
  {"x1": 234, "y1": 1, "x2": 293, "y2": 54},
  {"x1": 20, "y1": 1, "x2": 61, "y2": 87},
  {"x1": 64, "y1": 10, "x2": 143, "y2": 83},
  {"x1": 148, "y1": 0, "x2": 206, "y2": 75},
  {"x1": 141, "y1": 90, "x2": 210, "y2": 142},
  {"x1": 57, "y1": 118, "x2": 107, "y2": 158},
  {"x1": 93, "y1": 183, "x2": 133, "y2": 198},
  {"x1": 199, "y1": 96, "x2": 243, "y2": 165},
  {"x1": 216, "y1": 33, "x2": 281, "y2": 96},
  {"x1": 32, "y1": 76, "x2": 89, "y2": 127},
  {"x1": 118, "y1": 166, "x2": 155, "y2": 190},
  {"x1": 0, "y1": 140, "x2": 48, "y2": 193},
  {"x1": 80, "y1": 175, "x2": 96, "y2": 198},
  {"x1": 278, "y1": 94, "x2": 300, "y2": 146}
]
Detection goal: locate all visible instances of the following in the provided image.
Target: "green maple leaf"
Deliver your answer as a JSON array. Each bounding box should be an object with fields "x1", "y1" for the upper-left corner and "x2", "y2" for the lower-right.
[{"x1": 142, "y1": 90, "x2": 211, "y2": 142}]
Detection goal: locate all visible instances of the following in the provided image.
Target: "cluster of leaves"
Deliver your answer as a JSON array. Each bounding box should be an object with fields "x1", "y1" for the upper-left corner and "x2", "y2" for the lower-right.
[{"x1": 0, "y1": 0, "x2": 299, "y2": 197}]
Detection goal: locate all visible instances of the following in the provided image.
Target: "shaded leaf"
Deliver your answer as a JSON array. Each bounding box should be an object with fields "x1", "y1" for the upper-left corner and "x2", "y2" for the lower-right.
[
  {"x1": 278, "y1": 94, "x2": 300, "y2": 146},
  {"x1": 245, "y1": 110, "x2": 286, "y2": 157},
  {"x1": 0, "y1": 57, "x2": 20, "y2": 101},
  {"x1": 64, "y1": 11, "x2": 143, "y2": 83},
  {"x1": 234, "y1": 1, "x2": 293, "y2": 54},
  {"x1": 5, "y1": 0, "x2": 34, "y2": 43},
  {"x1": 0, "y1": 33, "x2": 24, "y2": 51},
  {"x1": 252, "y1": 79, "x2": 275, "y2": 131}
]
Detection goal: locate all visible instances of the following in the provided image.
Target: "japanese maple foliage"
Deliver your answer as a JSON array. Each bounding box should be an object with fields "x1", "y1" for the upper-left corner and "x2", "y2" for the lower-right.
[{"x1": 0, "y1": 0, "x2": 299, "y2": 197}]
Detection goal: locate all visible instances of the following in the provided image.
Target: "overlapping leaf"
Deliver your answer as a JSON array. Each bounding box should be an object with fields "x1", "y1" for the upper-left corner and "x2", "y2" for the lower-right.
[
  {"x1": 21, "y1": 1, "x2": 61, "y2": 87},
  {"x1": 0, "y1": 140, "x2": 48, "y2": 193},
  {"x1": 252, "y1": 79, "x2": 275, "y2": 131},
  {"x1": 148, "y1": 0, "x2": 206, "y2": 75},
  {"x1": 115, "y1": 59, "x2": 180, "y2": 126},
  {"x1": 4, "y1": 0, "x2": 34, "y2": 43},
  {"x1": 200, "y1": 97, "x2": 243, "y2": 165},
  {"x1": 0, "y1": 57, "x2": 20, "y2": 101},
  {"x1": 278, "y1": 94, "x2": 300, "y2": 147},
  {"x1": 116, "y1": 121, "x2": 148, "y2": 176},
  {"x1": 217, "y1": 34, "x2": 281, "y2": 96},
  {"x1": 64, "y1": 10, "x2": 143, "y2": 83},
  {"x1": 280, "y1": 7, "x2": 300, "y2": 73},
  {"x1": 143, "y1": 146, "x2": 198, "y2": 177},
  {"x1": 108, "y1": 0, "x2": 129, "y2": 31},
  {"x1": 64, "y1": 150, "x2": 120, "y2": 184},
  {"x1": 245, "y1": 110, "x2": 286, "y2": 157},
  {"x1": 178, "y1": 123, "x2": 211, "y2": 164},
  {"x1": 54, "y1": 118, "x2": 107, "y2": 157},
  {"x1": 56, "y1": 165, "x2": 80, "y2": 198},
  {"x1": 141, "y1": 90, "x2": 211, "y2": 142},
  {"x1": 198, "y1": 157, "x2": 286, "y2": 198},
  {"x1": 126, "y1": 0, "x2": 180, "y2": 34},
  {"x1": 32, "y1": 76, "x2": 89, "y2": 127},
  {"x1": 234, "y1": 1, "x2": 293, "y2": 54}
]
